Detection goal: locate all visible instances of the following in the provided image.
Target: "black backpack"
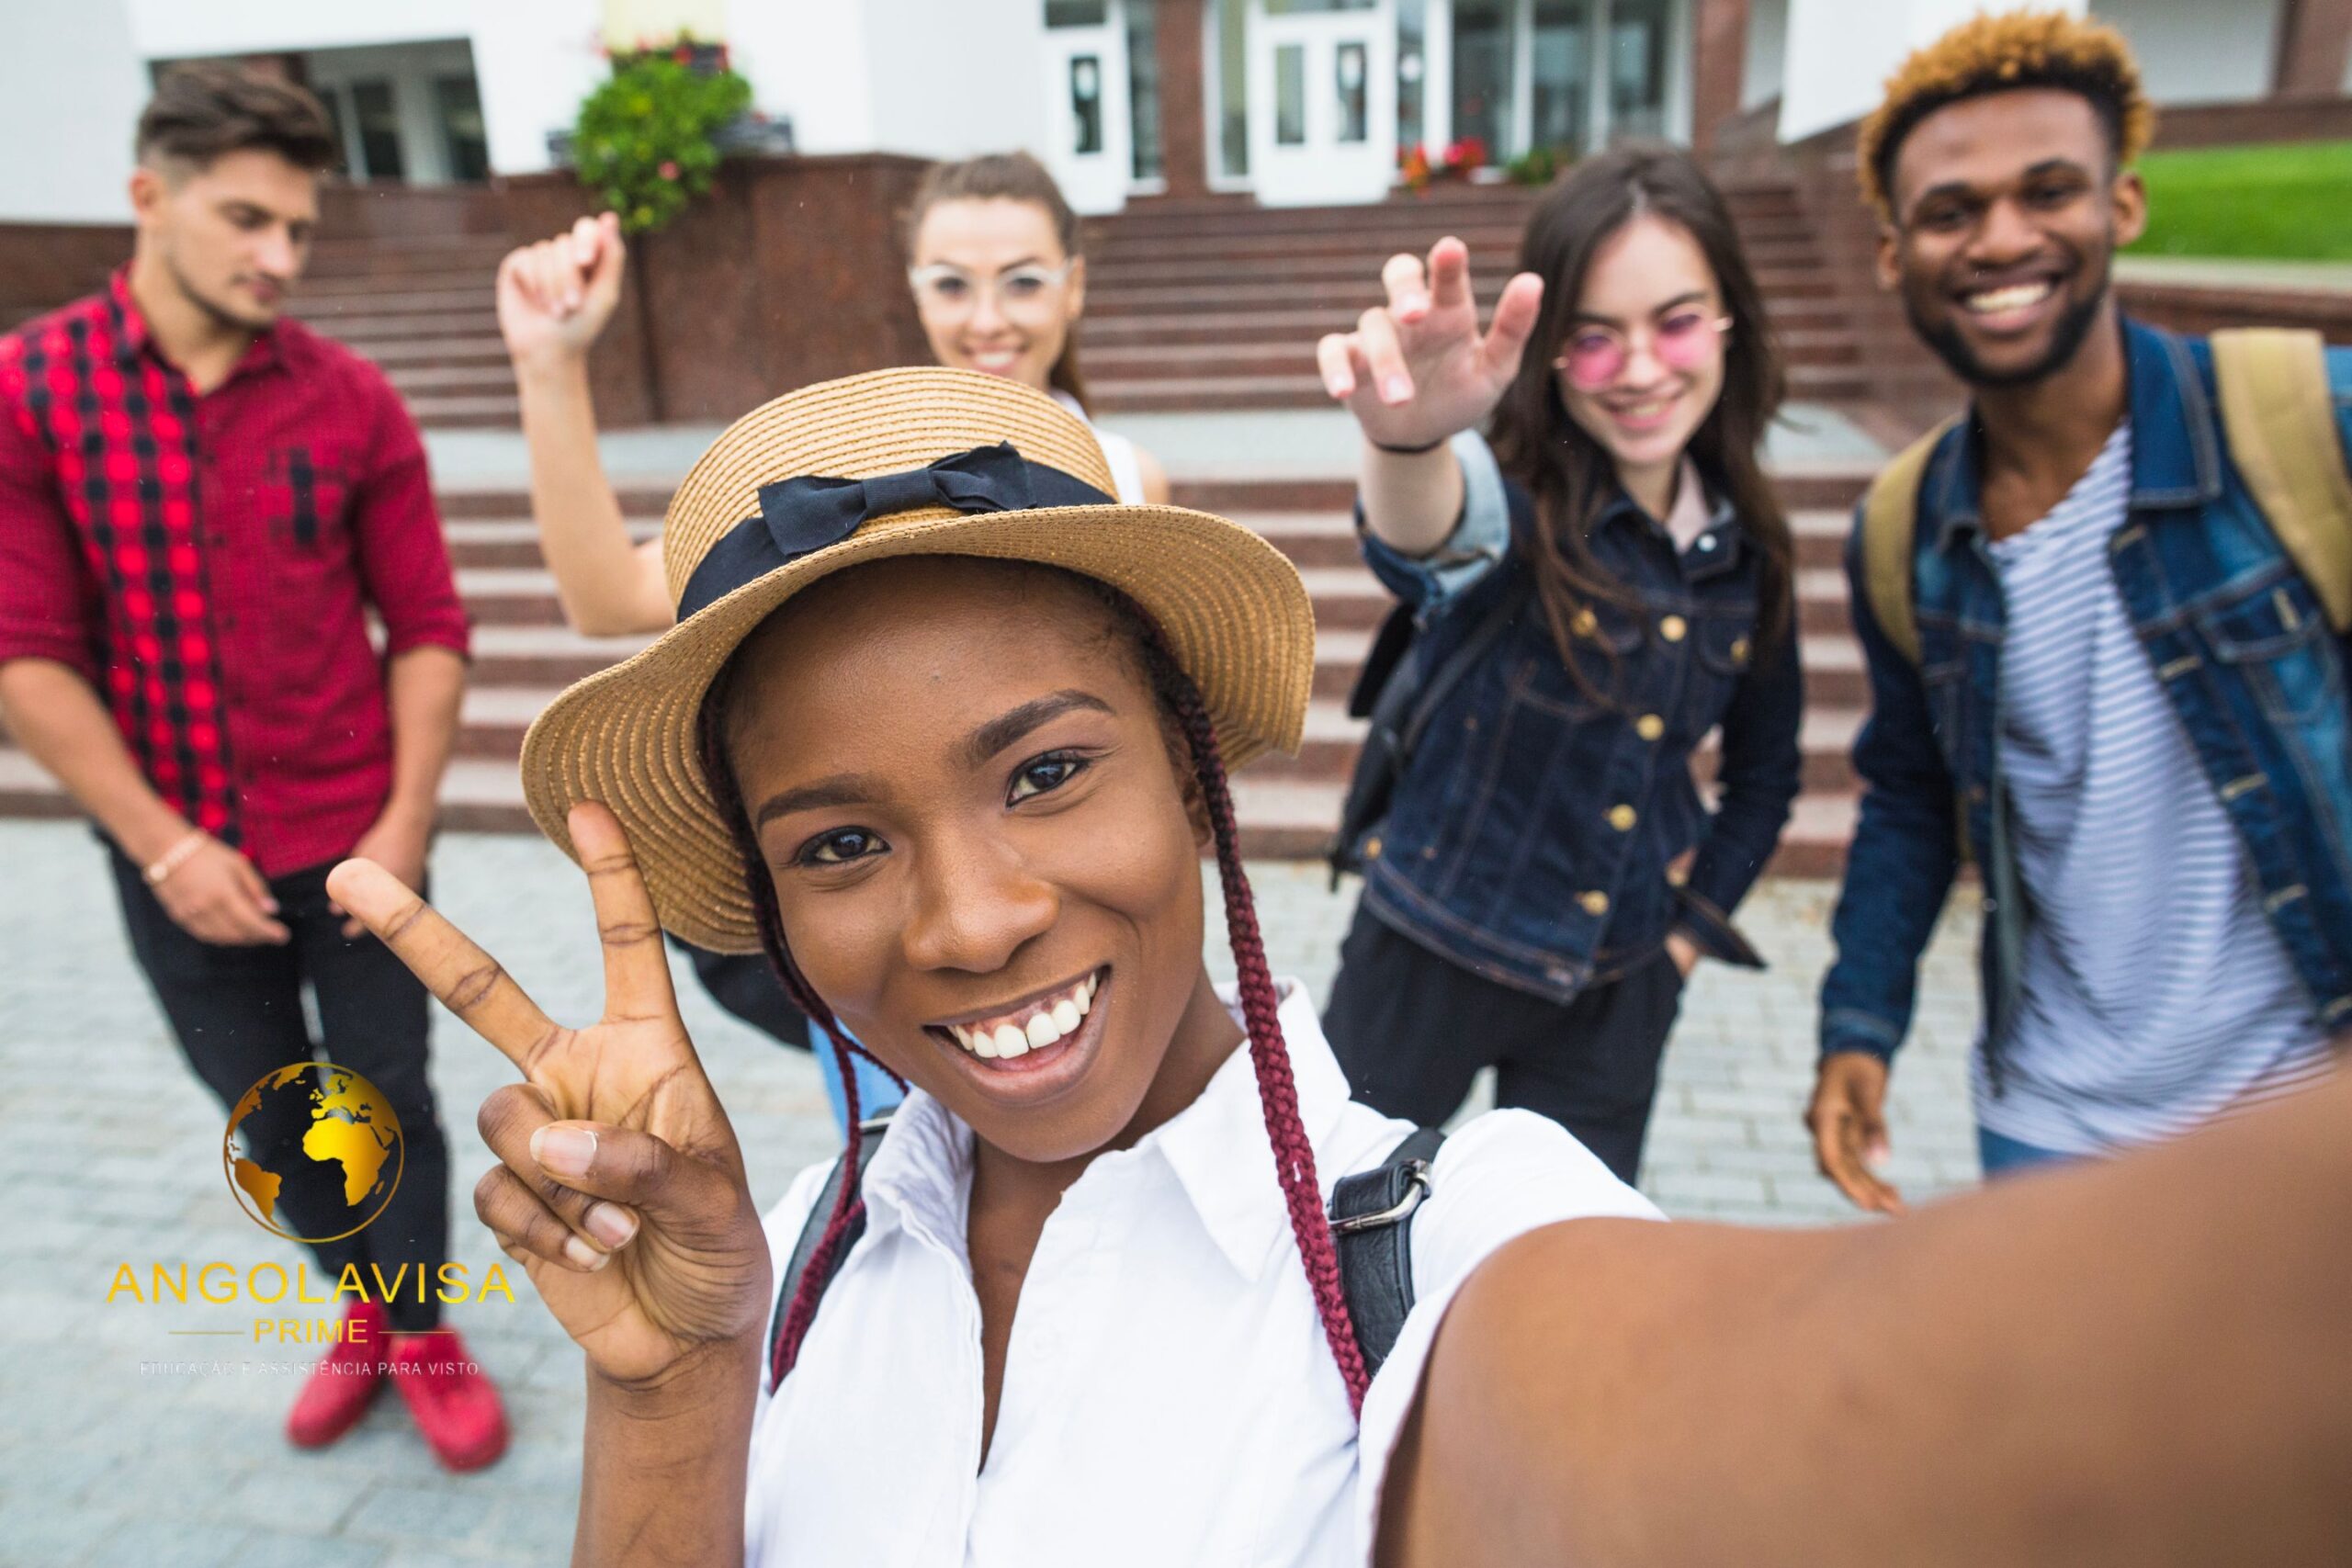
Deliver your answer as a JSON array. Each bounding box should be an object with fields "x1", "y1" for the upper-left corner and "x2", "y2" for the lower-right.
[{"x1": 767, "y1": 1114, "x2": 1447, "y2": 1385}]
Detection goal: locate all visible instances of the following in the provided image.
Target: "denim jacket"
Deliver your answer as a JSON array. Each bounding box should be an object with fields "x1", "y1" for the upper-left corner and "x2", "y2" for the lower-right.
[
  {"x1": 1355, "y1": 432, "x2": 1804, "y2": 1005},
  {"x1": 1821, "y1": 320, "x2": 2352, "y2": 1073}
]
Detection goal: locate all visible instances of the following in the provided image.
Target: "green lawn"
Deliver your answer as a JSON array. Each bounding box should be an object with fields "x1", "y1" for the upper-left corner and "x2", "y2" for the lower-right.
[{"x1": 2128, "y1": 141, "x2": 2352, "y2": 261}]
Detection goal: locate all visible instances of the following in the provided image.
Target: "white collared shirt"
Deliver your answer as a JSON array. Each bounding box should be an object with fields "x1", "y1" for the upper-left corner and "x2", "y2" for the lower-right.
[{"x1": 744, "y1": 979, "x2": 1660, "y2": 1566}]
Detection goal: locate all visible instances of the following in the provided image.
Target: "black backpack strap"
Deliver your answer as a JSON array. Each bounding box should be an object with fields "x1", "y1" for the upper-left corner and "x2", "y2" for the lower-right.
[
  {"x1": 1328, "y1": 572, "x2": 1530, "y2": 887},
  {"x1": 766, "y1": 1110, "x2": 896, "y2": 1386},
  {"x1": 1330, "y1": 1126, "x2": 1447, "y2": 1378}
]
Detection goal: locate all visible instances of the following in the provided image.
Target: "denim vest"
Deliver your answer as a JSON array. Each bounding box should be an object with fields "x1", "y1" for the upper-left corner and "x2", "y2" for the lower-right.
[
  {"x1": 1358, "y1": 434, "x2": 1804, "y2": 1005},
  {"x1": 1821, "y1": 320, "x2": 2352, "y2": 1073}
]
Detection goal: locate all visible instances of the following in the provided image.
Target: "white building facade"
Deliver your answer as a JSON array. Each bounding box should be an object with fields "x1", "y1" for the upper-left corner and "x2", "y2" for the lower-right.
[{"x1": 0, "y1": 0, "x2": 2336, "y2": 224}]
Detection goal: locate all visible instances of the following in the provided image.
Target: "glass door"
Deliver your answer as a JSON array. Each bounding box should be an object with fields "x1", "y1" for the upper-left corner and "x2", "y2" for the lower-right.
[
  {"x1": 1247, "y1": 0, "x2": 1396, "y2": 207},
  {"x1": 1043, "y1": 4, "x2": 1135, "y2": 214}
]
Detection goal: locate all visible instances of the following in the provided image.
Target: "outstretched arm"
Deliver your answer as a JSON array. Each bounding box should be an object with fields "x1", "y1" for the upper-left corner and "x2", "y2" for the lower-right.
[
  {"x1": 1387, "y1": 1065, "x2": 2352, "y2": 1566},
  {"x1": 501, "y1": 215, "x2": 673, "y2": 637}
]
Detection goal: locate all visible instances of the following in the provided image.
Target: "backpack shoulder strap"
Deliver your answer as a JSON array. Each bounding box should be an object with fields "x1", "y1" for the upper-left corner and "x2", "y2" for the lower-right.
[
  {"x1": 2211, "y1": 327, "x2": 2352, "y2": 635},
  {"x1": 1859, "y1": 416, "x2": 1960, "y2": 667},
  {"x1": 1329, "y1": 1125, "x2": 1446, "y2": 1379},
  {"x1": 766, "y1": 1109, "x2": 896, "y2": 1386}
]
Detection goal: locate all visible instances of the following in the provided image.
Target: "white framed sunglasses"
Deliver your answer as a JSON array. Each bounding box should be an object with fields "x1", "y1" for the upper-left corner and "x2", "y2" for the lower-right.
[{"x1": 906, "y1": 259, "x2": 1078, "y2": 315}]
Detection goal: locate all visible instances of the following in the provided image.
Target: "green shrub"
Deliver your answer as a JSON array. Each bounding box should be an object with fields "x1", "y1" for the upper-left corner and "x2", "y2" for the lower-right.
[
  {"x1": 572, "y1": 42, "x2": 752, "y2": 234},
  {"x1": 1505, "y1": 145, "x2": 1575, "y2": 187}
]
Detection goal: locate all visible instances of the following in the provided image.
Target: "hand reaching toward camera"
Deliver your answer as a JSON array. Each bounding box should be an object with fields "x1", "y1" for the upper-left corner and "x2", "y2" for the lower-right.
[
  {"x1": 1316, "y1": 235, "x2": 1545, "y2": 452},
  {"x1": 326, "y1": 802, "x2": 772, "y2": 1389},
  {"x1": 497, "y1": 212, "x2": 628, "y2": 372}
]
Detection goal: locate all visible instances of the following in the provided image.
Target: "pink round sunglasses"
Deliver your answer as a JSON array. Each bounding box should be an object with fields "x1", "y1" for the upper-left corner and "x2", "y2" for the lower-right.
[{"x1": 1552, "y1": 310, "x2": 1734, "y2": 391}]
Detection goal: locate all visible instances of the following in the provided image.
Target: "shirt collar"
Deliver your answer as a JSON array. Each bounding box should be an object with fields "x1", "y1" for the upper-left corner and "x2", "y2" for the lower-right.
[
  {"x1": 1927, "y1": 317, "x2": 2215, "y2": 552},
  {"x1": 107, "y1": 264, "x2": 286, "y2": 381},
  {"x1": 853, "y1": 976, "x2": 1351, "y2": 1283}
]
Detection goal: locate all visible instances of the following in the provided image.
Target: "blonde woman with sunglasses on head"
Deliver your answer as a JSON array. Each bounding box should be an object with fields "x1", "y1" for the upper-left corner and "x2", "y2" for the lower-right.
[{"x1": 494, "y1": 152, "x2": 1167, "y2": 1129}]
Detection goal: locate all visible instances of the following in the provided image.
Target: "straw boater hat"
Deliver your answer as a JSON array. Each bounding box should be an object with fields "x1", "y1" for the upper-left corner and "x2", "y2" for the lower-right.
[{"x1": 518, "y1": 367, "x2": 1316, "y2": 954}]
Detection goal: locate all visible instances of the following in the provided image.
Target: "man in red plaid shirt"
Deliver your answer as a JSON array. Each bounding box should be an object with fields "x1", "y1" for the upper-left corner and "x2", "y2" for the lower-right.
[{"x1": 0, "y1": 64, "x2": 504, "y2": 1469}]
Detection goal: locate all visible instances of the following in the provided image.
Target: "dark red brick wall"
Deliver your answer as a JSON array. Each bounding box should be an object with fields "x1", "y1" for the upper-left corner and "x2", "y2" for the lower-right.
[
  {"x1": 1157, "y1": 0, "x2": 1209, "y2": 197},
  {"x1": 0, "y1": 225, "x2": 130, "y2": 332},
  {"x1": 503, "y1": 154, "x2": 934, "y2": 425},
  {"x1": 1689, "y1": 0, "x2": 1751, "y2": 155}
]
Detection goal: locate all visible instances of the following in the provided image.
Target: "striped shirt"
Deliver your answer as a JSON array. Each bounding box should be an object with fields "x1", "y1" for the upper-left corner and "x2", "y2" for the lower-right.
[{"x1": 1979, "y1": 423, "x2": 2328, "y2": 1154}]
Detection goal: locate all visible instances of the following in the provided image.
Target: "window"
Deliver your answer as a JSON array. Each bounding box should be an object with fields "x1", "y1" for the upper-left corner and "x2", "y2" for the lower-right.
[
  {"x1": 349, "y1": 79, "x2": 404, "y2": 181},
  {"x1": 1336, "y1": 41, "x2": 1369, "y2": 142},
  {"x1": 1069, "y1": 54, "x2": 1105, "y2": 153},
  {"x1": 434, "y1": 75, "x2": 489, "y2": 182},
  {"x1": 1450, "y1": 0, "x2": 1516, "y2": 156},
  {"x1": 1531, "y1": 0, "x2": 1590, "y2": 155},
  {"x1": 1396, "y1": 0, "x2": 1427, "y2": 162},
  {"x1": 1127, "y1": 0, "x2": 1163, "y2": 180},
  {"x1": 1216, "y1": 0, "x2": 1250, "y2": 177},
  {"x1": 1274, "y1": 43, "x2": 1306, "y2": 145},
  {"x1": 1046, "y1": 0, "x2": 1111, "y2": 25},
  {"x1": 1609, "y1": 0, "x2": 1671, "y2": 143}
]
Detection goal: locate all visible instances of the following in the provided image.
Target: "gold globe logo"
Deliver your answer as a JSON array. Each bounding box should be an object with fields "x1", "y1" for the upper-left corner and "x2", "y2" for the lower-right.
[{"x1": 222, "y1": 1063, "x2": 404, "y2": 1244}]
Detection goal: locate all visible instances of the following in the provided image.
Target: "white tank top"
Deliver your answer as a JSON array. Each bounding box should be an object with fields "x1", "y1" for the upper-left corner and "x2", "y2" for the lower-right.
[{"x1": 1054, "y1": 390, "x2": 1148, "y2": 503}]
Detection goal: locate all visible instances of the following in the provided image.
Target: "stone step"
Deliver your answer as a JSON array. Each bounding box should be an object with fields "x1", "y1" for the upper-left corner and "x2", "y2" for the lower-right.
[
  {"x1": 348, "y1": 335, "x2": 515, "y2": 367},
  {"x1": 1091, "y1": 361, "x2": 1871, "y2": 412},
  {"x1": 311, "y1": 310, "x2": 502, "y2": 343},
  {"x1": 1088, "y1": 240, "x2": 1824, "y2": 288},
  {"x1": 385, "y1": 363, "x2": 520, "y2": 396},
  {"x1": 405, "y1": 394, "x2": 524, "y2": 429},
  {"x1": 291, "y1": 287, "x2": 495, "y2": 319},
  {"x1": 1075, "y1": 297, "x2": 1858, "y2": 348},
  {"x1": 1082, "y1": 269, "x2": 1836, "y2": 317}
]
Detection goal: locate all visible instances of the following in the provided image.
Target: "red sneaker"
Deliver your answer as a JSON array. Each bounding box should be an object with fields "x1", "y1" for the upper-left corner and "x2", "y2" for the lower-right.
[
  {"x1": 285, "y1": 1298, "x2": 390, "y2": 1449},
  {"x1": 389, "y1": 1330, "x2": 509, "y2": 1472}
]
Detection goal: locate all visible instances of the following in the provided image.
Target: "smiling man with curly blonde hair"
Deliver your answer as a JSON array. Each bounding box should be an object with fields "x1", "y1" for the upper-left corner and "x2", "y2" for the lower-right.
[{"x1": 1811, "y1": 9, "x2": 2352, "y2": 1213}]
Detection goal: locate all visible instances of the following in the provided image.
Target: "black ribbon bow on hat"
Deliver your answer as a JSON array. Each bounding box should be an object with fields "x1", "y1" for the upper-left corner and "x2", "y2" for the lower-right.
[{"x1": 677, "y1": 441, "x2": 1114, "y2": 619}]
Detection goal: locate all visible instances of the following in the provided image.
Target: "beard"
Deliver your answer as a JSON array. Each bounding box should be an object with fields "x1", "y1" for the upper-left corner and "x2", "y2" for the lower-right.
[
  {"x1": 1904, "y1": 250, "x2": 2112, "y2": 390},
  {"x1": 163, "y1": 250, "x2": 279, "y2": 334}
]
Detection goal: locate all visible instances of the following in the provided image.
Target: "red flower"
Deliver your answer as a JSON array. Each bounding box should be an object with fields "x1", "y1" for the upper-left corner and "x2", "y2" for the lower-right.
[{"x1": 659, "y1": 160, "x2": 681, "y2": 181}]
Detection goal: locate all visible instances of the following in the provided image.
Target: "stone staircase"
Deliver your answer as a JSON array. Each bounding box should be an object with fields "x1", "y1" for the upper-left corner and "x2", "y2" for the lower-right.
[{"x1": 1078, "y1": 181, "x2": 1871, "y2": 413}]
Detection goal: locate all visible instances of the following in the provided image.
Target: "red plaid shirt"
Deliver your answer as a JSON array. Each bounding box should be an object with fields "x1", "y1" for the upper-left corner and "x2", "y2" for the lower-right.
[{"x1": 0, "y1": 270, "x2": 469, "y2": 876}]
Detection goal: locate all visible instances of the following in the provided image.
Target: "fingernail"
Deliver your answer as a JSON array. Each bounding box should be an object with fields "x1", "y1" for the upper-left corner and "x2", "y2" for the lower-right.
[
  {"x1": 583, "y1": 1201, "x2": 637, "y2": 1247},
  {"x1": 1382, "y1": 375, "x2": 1411, "y2": 402},
  {"x1": 262, "y1": 897, "x2": 279, "y2": 912},
  {"x1": 533, "y1": 1125, "x2": 596, "y2": 1178},
  {"x1": 563, "y1": 1235, "x2": 608, "y2": 1270}
]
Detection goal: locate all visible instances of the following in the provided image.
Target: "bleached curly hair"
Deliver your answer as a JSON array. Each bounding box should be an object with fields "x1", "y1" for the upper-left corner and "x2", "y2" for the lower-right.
[{"x1": 1858, "y1": 8, "x2": 2155, "y2": 223}]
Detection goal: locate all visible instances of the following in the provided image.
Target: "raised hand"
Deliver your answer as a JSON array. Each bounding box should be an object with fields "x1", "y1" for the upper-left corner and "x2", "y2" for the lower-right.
[
  {"x1": 325, "y1": 802, "x2": 772, "y2": 1389},
  {"x1": 496, "y1": 212, "x2": 628, "y2": 372},
  {"x1": 1315, "y1": 235, "x2": 1546, "y2": 451}
]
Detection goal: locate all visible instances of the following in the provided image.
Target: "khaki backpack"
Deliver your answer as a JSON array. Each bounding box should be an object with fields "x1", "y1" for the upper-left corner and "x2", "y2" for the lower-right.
[{"x1": 1860, "y1": 327, "x2": 2352, "y2": 665}]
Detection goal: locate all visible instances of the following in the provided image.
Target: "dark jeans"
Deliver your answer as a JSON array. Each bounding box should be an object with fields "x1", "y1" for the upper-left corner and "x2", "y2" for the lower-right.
[
  {"x1": 111, "y1": 850, "x2": 450, "y2": 1332},
  {"x1": 1322, "y1": 904, "x2": 1685, "y2": 1184}
]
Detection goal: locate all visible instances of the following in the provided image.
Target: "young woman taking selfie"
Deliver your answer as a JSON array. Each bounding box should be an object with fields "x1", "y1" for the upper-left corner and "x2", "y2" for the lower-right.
[
  {"x1": 333, "y1": 367, "x2": 2352, "y2": 1567},
  {"x1": 494, "y1": 152, "x2": 1166, "y2": 1125},
  {"x1": 1314, "y1": 147, "x2": 1801, "y2": 1181}
]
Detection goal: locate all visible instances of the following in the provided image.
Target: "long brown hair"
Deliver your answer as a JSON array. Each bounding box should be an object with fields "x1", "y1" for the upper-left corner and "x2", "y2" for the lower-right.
[
  {"x1": 903, "y1": 152, "x2": 1091, "y2": 414},
  {"x1": 1487, "y1": 143, "x2": 1792, "y2": 704}
]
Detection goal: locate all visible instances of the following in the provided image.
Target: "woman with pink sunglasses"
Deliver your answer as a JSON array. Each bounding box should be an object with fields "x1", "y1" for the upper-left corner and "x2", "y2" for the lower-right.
[{"x1": 1312, "y1": 145, "x2": 1802, "y2": 1182}]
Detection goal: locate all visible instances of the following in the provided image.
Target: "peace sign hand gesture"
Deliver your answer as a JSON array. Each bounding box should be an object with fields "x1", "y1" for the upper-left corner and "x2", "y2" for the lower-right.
[
  {"x1": 1316, "y1": 235, "x2": 1546, "y2": 450},
  {"x1": 326, "y1": 803, "x2": 772, "y2": 1392}
]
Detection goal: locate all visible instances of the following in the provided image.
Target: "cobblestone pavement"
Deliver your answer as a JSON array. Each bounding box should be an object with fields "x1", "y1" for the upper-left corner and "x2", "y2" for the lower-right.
[{"x1": 0, "y1": 820, "x2": 1980, "y2": 1565}]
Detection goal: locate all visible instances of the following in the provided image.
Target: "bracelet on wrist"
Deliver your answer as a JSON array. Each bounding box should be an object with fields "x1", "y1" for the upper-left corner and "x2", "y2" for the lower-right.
[
  {"x1": 1368, "y1": 433, "x2": 1448, "y2": 456},
  {"x1": 143, "y1": 829, "x2": 209, "y2": 887}
]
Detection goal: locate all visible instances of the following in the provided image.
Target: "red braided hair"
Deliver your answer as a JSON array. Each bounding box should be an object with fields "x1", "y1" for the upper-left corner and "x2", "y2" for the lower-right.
[{"x1": 697, "y1": 570, "x2": 1371, "y2": 1412}]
